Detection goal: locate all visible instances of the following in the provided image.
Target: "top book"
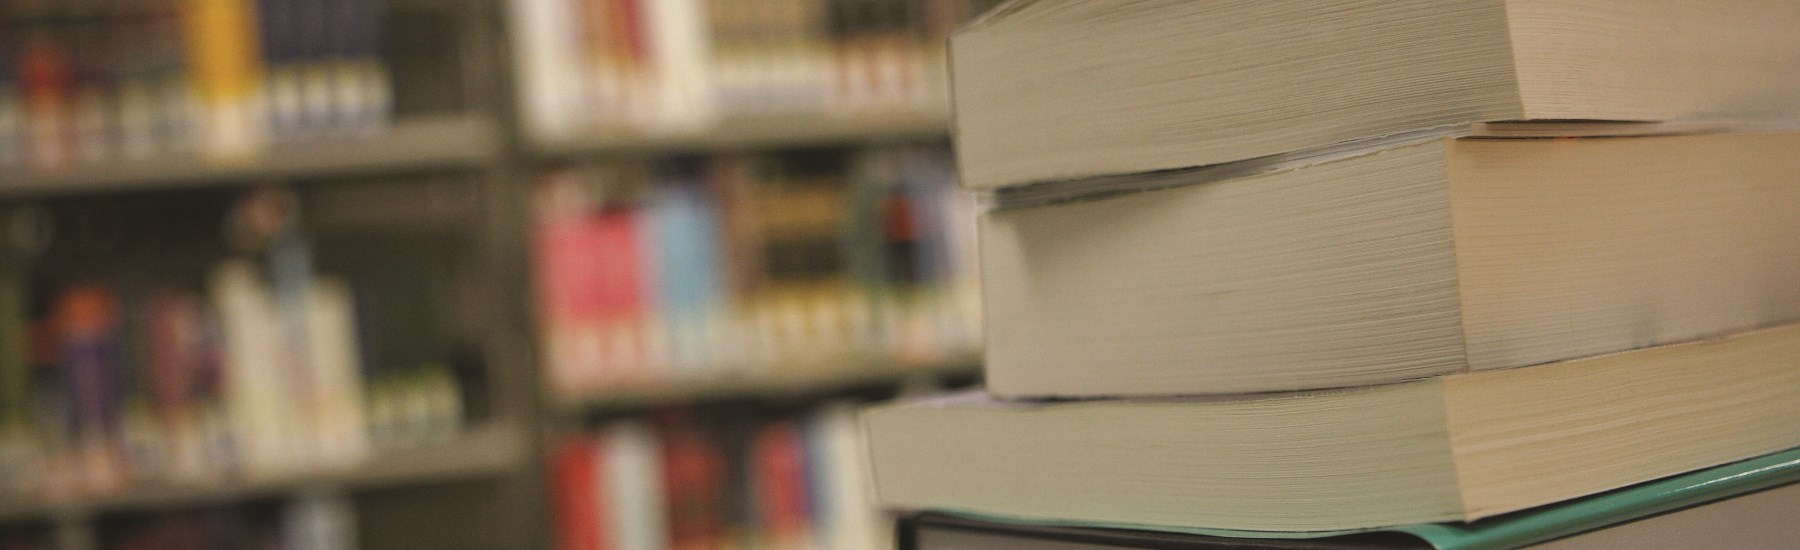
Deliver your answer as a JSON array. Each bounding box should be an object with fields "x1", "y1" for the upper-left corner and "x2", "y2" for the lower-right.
[{"x1": 949, "y1": 0, "x2": 1800, "y2": 190}]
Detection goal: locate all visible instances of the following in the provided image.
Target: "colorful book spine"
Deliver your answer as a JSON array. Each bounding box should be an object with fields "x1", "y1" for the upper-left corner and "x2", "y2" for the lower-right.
[
  {"x1": 550, "y1": 436, "x2": 607, "y2": 550},
  {"x1": 54, "y1": 285, "x2": 126, "y2": 494},
  {"x1": 753, "y1": 420, "x2": 814, "y2": 549},
  {"x1": 647, "y1": 168, "x2": 728, "y2": 376},
  {"x1": 603, "y1": 420, "x2": 668, "y2": 550},
  {"x1": 180, "y1": 0, "x2": 270, "y2": 158},
  {"x1": 21, "y1": 22, "x2": 74, "y2": 169}
]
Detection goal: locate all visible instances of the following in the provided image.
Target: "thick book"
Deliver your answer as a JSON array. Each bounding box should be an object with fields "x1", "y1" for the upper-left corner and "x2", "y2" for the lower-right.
[
  {"x1": 898, "y1": 448, "x2": 1800, "y2": 550},
  {"x1": 949, "y1": 0, "x2": 1800, "y2": 190},
  {"x1": 980, "y1": 131, "x2": 1800, "y2": 397},
  {"x1": 863, "y1": 322, "x2": 1800, "y2": 532}
]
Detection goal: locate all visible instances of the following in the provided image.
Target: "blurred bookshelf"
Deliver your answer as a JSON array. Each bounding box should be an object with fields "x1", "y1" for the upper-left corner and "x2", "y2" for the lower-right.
[{"x1": 0, "y1": 0, "x2": 1001, "y2": 548}]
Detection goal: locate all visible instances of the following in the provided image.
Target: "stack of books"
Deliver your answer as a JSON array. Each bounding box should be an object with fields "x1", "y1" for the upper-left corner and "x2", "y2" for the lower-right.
[
  {"x1": 863, "y1": 0, "x2": 1800, "y2": 546},
  {"x1": 532, "y1": 146, "x2": 981, "y2": 396}
]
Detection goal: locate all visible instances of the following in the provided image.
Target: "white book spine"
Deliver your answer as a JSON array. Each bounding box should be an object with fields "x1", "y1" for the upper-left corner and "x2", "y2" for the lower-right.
[
  {"x1": 604, "y1": 421, "x2": 669, "y2": 550},
  {"x1": 306, "y1": 277, "x2": 370, "y2": 465},
  {"x1": 643, "y1": 0, "x2": 717, "y2": 130},
  {"x1": 511, "y1": 0, "x2": 586, "y2": 138}
]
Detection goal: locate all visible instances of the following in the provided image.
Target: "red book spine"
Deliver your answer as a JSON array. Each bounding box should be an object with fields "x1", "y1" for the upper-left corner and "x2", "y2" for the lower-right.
[
  {"x1": 662, "y1": 422, "x2": 724, "y2": 550},
  {"x1": 21, "y1": 29, "x2": 73, "y2": 168},
  {"x1": 754, "y1": 421, "x2": 811, "y2": 547},
  {"x1": 535, "y1": 205, "x2": 650, "y2": 391},
  {"x1": 148, "y1": 293, "x2": 202, "y2": 425},
  {"x1": 549, "y1": 437, "x2": 608, "y2": 550},
  {"x1": 590, "y1": 208, "x2": 648, "y2": 383}
]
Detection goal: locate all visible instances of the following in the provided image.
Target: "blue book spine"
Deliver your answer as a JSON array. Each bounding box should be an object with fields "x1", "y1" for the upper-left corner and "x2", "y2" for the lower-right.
[{"x1": 653, "y1": 164, "x2": 727, "y2": 374}]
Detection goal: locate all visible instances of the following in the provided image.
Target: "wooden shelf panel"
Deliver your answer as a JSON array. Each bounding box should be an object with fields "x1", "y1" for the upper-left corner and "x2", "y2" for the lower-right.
[
  {"x1": 0, "y1": 422, "x2": 526, "y2": 523},
  {"x1": 555, "y1": 357, "x2": 982, "y2": 412},
  {"x1": 530, "y1": 112, "x2": 952, "y2": 159},
  {"x1": 0, "y1": 115, "x2": 501, "y2": 198}
]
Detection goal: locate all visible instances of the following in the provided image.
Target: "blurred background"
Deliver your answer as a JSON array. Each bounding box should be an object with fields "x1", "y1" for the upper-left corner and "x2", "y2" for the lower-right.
[{"x1": 0, "y1": 0, "x2": 1003, "y2": 548}]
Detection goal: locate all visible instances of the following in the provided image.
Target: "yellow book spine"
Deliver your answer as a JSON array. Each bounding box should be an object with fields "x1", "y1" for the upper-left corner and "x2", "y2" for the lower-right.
[{"x1": 181, "y1": 0, "x2": 268, "y2": 158}]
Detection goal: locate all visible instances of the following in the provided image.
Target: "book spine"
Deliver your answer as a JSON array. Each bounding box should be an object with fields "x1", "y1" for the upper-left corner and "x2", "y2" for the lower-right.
[
  {"x1": 293, "y1": 0, "x2": 331, "y2": 136},
  {"x1": 512, "y1": 0, "x2": 586, "y2": 137},
  {"x1": 753, "y1": 420, "x2": 814, "y2": 549},
  {"x1": 21, "y1": 23, "x2": 75, "y2": 169},
  {"x1": 54, "y1": 285, "x2": 125, "y2": 494},
  {"x1": 66, "y1": 2, "x2": 113, "y2": 165},
  {"x1": 306, "y1": 277, "x2": 369, "y2": 465},
  {"x1": 210, "y1": 260, "x2": 293, "y2": 476},
  {"x1": 348, "y1": 0, "x2": 390, "y2": 133},
  {"x1": 821, "y1": 406, "x2": 886, "y2": 546},
  {"x1": 550, "y1": 436, "x2": 607, "y2": 550},
  {"x1": 661, "y1": 418, "x2": 725, "y2": 549},
  {"x1": 259, "y1": 0, "x2": 302, "y2": 139},
  {"x1": 602, "y1": 420, "x2": 667, "y2": 550},
  {"x1": 179, "y1": 0, "x2": 269, "y2": 158}
]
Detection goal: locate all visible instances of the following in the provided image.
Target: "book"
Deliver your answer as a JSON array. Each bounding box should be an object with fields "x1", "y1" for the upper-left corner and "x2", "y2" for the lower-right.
[
  {"x1": 949, "y1": 0, "x2": 1800, "y2": 190},
  {"x1": 979, "y1": 131, "x2": 1800, "y2": 397},
  {"x1": 863, "y1": 322, "x2": 1800, "y2": 532},
  {"x1": 898, "y1": 447, "x2": 1800, "y2": 550}
]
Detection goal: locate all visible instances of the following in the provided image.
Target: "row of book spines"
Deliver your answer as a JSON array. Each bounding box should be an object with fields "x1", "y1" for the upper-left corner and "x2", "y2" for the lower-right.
[
  {"x1": 532, "y1": 151, "x2": 981, "y2": 391},
  {"x1": 520, "y1": 0, "x2": 995, "y2": 134},
  {"x1": 536, "y1": 150, "x2": 980, "y2": 298},
  {"x1": 0, "y1": 0, "x2": 391, "y2": 167},
  {"x1": 550, "y1": 406, "x2": 884, "y2": 550},
  {"x1": 0, "y1": 267, "x2": 461, "y2": 499}
]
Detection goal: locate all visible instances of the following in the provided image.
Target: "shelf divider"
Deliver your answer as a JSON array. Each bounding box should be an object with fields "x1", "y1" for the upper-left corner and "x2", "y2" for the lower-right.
[
  {"x1": 530, "y1": 112, "x2": 952, "y2": 159},
  {"x1": 0, "y1": 114, "x2": 502, "y2": 198},
  {"x1": 0, "y1": 422, "x2": 526, "y2": 524}
]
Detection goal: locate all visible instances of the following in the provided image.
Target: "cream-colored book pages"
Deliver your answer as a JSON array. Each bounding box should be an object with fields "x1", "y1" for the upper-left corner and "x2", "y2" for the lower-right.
[
  {"x1": 865, "y1": 384, "x2": 1464, "y2": 532},
  {"x1": 1444, "y1": 325, "x2": 1800, "y2": 519},
  {"x1": 951, "y1": 0, "x2": 1519, "y2": 189},
  {"x1": 1447, "y1": 133, "x2": 1800, "y2": 371},
  {"x1": 981, "y1": 139, "x2": 1466, "y2": 396}
]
